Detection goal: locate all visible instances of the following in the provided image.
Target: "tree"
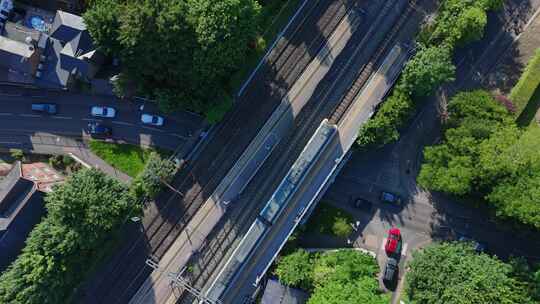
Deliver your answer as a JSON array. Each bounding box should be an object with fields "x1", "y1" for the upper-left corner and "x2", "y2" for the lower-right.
[
  {"x1": 132, "y1": 152, "x2": 177, "y2": 200},
  {"x1": 308, "y1": 278, "x2": 389, "y2": 304},
  {"x1": 356, "y1": 89, "x2": 414, "y2": 147},
  {"x1": 0, "y1": 169, "x2": 137, "y2": 303},
  {"x1": 399, "y1": 46, "x2": 455, "y2": 97},
  {"x1": 332, "y1": 217, "x2": 352, "y2": 238},
  {"x1": 454, "y1": 7, "x2": 487, "y2": 47},
  {"x1": 406, "y1": 242, "x2": 534, "y2": 304},
  {"x1": 274, "y1": 249, "x2": 314, "y2": 291},
  {"x1": 312, "y1": 249, "x2": 379, "y2": 288},
  {"x1": 84, "y1": 0, "x2": 123, "y2": 55}
]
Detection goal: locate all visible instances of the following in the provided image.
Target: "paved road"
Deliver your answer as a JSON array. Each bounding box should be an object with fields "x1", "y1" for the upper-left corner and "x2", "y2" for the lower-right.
[{"x1": 0, "y1": 86, "x2": 203, "y2": 150}]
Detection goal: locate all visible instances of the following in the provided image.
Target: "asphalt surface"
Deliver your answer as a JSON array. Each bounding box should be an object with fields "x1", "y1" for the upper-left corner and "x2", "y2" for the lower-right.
[{"x1": 0, "y1": 86, "x2": 203, "y2": 150}]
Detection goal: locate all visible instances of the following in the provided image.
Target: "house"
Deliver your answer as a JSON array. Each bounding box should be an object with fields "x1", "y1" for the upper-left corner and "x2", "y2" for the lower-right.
[
  {"x1": 0, "y1": 34, "x2": 39, "y2": 76},
  {"x1": 14, "y1": 0, "x2": 82, "y2": 14},
  {"x1": 36, "y1": 10, "x2": 104, "y2": 88},
  {"x1": 260, "y1": 279, "x2": 309, "y2": 304},
  {"x1": 0, "y1": 161, "x2": 63, "y2": 271}
]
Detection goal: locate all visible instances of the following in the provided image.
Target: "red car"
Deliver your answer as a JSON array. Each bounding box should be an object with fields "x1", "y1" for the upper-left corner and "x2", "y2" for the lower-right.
[{"x1": 385, "y1": 228, "x2": 402, "y2": 255}]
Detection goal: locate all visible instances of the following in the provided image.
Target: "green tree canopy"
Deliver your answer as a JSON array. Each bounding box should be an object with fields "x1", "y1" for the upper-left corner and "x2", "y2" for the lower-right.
[
  {"x1": 400, "y1": 46, "x2": 456, "y2": 98},
  {"x1": 406, "y1": 242, "x2": 534, "y2": 304},
  {"x1": 131, "y1": 152, "x2": 177, "y2": 200},
  {"x1": 0, "y1": 169, "x2": 137, "y2": 303},
  {"x1": 84, "y1": 0, "x2": 260, "y2": 115},
  {"x1": 274, "y1": 249, "x2": 313, "y2": 291}
]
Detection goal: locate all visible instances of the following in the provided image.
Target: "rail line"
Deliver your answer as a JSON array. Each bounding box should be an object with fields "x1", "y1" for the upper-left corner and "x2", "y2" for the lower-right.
[
  {"x1": 177, "y1": 1, "x2": 419, "y2": 303},
  {"x1": 82, "y1": 1, "x2": 356, "y2": 303}
]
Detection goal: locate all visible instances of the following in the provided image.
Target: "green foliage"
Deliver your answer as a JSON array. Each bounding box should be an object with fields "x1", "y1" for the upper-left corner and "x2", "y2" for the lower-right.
[
  {"x1": 85, "y1": 0, "x2": 260, "y2": 117},
  {"x1": 131, "y1": 152, "x2": 177, "y2": 200},
  {"x1": 10, "y1": 148, "x2": 24, "y2": 161},
  {"x1": 331, "y1": 217, "x2": 352, "y2": 238},
  {"x1": 0, "y1": 169, "x2": 137, "y2": 303},
  {"x1": 406, "y1": 242, "x2": 534, "y2": 304},
  {"x1": 304, "y1": 202, "x2": 353, "y2": 238},
  {"x1": 83, "y1": 0, "x2": 123, "y2": 56},
  {"x1": 510, "y1": 49, "x2": 540, "y2": 116},
  {"x1": 274, "y1": 249, "x2": 313, "y2": 291},
  {"x1": 400, "y1": 46, "x2": 455, "y2": 98},
  {"x1": 357, "y1": 89, "x2": 414, "y2": 147},
  {"x1": 417, "y1": 90, "x2": 512, "y2": 195},
  {"x1": 275, "y1": 249, "x2": 388, "y2": 303}
]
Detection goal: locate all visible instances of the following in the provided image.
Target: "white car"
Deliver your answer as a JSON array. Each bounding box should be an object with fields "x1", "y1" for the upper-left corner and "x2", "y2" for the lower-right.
[
  {"x1": 91, "y1": 106, "x2": 116, "y2": 118},
  {"x1": 141, "y1": 114, "x2": 164, "y2": 126}
]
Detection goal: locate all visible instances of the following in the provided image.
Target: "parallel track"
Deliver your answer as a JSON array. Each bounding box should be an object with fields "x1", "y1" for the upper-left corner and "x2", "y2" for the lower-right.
[
  {"x1": 178, "y1": 1, "x2": 421, "y2": 303},
  {"x1": 82, "y1": 1, "x2": 357, "y2": 303}
]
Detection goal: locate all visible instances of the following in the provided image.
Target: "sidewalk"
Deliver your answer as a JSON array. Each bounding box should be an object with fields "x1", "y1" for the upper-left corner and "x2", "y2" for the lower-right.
[{"x1": 18, "y1": 134, "x2": 132, "y2": 183}]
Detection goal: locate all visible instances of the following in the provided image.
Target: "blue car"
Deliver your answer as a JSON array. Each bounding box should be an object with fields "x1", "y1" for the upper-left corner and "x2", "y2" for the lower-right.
[{"x1": 380, "y1": 191, "x2": 402, "y2": 205}]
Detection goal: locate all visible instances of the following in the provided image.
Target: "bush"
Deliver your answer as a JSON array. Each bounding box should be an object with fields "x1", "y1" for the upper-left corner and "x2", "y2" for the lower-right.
[
  {"x1": 131, "y1": 152, "x2": 177, "y2": 200},
  {"x1": 274, "y1": 249, "x2": 313, "y2": 290},
  {"x1": 10, "y1": 149, "x2": 24, "y2": 161},
  {"x1": 49, "y1": 154, "x2": 64, "y2": 169},
  {"x1": 332, "y1": 217, "x2": 352, "y2": 238}
]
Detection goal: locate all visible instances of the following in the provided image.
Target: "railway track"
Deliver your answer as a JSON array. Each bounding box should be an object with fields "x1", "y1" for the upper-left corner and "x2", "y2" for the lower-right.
[
  {"x1": 177, "y1": 1, "x2": 421, "y2": 303},
  {"x1": 81, "y1": 1, "x2": 357, "y2": 303}
]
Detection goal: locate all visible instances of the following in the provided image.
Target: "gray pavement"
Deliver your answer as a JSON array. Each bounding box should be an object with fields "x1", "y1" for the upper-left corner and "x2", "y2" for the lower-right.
[{"x1": 0, "y1": 87, "x2": 204, "y2": 150}]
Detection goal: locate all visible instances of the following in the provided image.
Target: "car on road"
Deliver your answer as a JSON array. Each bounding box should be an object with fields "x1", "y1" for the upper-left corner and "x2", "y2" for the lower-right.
[
  {"x1": 383, "y1": 257, "x2": 399, "y2": 283},
  {"x1": 385, "y1": 228, "x2": 402, "y2": 256},
  {"x1": 86, "y1": 122, "x2": 111, "y2": 138},
  {"x1": 380, "y1": 191, "x2": 402, "y2": 205},
  {"x1": 458, "y1": 235, "x2": 486, "y2": 253},
  {"x1": 31, "y1": 103, "x2": 57, "y2": 114},
  {"x1": 91, "y1": 106, "x2": 116, "y2": 118},
  {"x1": 141, "y1": 113, "x2": 164, "y2": 126},
  {"x1": 352, "y1": 197, "x2": 373, "y2": 211}
]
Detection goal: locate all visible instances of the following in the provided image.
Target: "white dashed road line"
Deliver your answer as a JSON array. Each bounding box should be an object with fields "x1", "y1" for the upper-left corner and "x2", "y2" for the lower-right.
[
  {"x1": 82, "y1": 118, "x2": 102, "y2": 122},
  {"x1": 52, "y1": 116, "x2": 72, "y2": 120},
  {"x1": 19, "y1": 114, "x2": 41, "y2": 118},
  {"x1": 171, "y1": 133, "x2": 188, "y2": 139},
  {"x1": 381, "y1": 238, "x2": 387, "y2": 251},
  {"x1": 0, "y1": 113, "x2": 13, "y2": 116},
  {"x1": 401, "y1": 243, "x2": 408, "y2": 256},
  {"x1": 142, "y1": 126, "x2": 164, "y2": 133},
  {"x1": 112, "y1": 121, "x2": 134, "y2": 126}
]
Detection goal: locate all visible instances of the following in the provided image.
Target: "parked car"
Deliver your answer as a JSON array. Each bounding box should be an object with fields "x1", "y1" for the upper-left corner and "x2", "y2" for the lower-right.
[
  {"x1": 385, "y1": 228, "x2": 402, "y2": 256},
  {"x1": 91, "y1": 106, "x2": 116, "y2": 118},
  {"x1": 458, "y1": 235, "x2": 486, "y2": 253},
  {"x1": 141, "y1": 113, "x2": 164, "y2": 126},
  {"x1": 380, "y1": 191, "x2": 402, "y2": 205},
  {"x1": 86, "y1": 122, "x2": 111, "y2": 137},
  {"x1": 383, "y1": 257, "x2": 399, "y2": 282},
  {"x1": 31, "y1": 103, "x2": 57, "y2": 114},
  {"x1": 352, "y1": 198, "x2": 373, "y2": 211}
]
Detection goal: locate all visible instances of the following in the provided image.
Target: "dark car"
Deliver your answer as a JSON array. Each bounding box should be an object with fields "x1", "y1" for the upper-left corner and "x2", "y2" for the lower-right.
[
  {"x1": 380, "y1": 191, "x2": 402, "y2": 205},
  {"x1": 353, "y1": 198, "x2": 373, "y2": 211},
  {"x1": 86, "y1": 122, "x2": 111, "y2": 138},
  {"x1": 31, "y1": 103, "x2": 57, "y2": 114},
  {"x1": 383, "y1": 257, "x2": 399, "y2": 282}
]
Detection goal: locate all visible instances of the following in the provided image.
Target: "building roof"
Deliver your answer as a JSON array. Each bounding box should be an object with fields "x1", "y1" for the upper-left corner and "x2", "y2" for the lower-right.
[
  {"x1": 50, "y1": 10, "x2": 85, "y2": 42},
  {"x1": 0, "y1": 35, "x2": 37, "y2": 74},
  {"x1": 261, "y1": 279, "x2": 309, "y2": 304},
  {"x1": 0, "y1": 162, "x2": 63, "y2": 271}
]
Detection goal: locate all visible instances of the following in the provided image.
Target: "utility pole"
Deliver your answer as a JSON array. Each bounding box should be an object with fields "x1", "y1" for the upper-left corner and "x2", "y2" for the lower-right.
[{"x1": 145, "y1": 258, "x2": 222, "y2": 304}]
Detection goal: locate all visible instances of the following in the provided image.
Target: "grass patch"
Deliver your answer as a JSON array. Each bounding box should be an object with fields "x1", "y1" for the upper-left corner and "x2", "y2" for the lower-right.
[
  {"x1": 304, "y1": 201, "x2": 354, "y2": 238},
  {"x1": 510, "y1": 48, "x2": 540, "y2": 116},
  {"x1": 88, "y1": 141, "x2": 169, "y2": 177},
  {"x1": 517, "y1": 84, "x2": 540, "y2": 127},
  {"x1": 229, "y1": 0, "x2": 303, "y2": 92}
]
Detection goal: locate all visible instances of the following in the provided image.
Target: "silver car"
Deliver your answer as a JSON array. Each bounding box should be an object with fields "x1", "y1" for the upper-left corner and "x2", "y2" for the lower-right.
[
  {"x1": 91, "y1": 106, "x2": 116, "y2": 118},
  {"x1": 141, "y1": 114, "x2": 164, "y2": 126}
]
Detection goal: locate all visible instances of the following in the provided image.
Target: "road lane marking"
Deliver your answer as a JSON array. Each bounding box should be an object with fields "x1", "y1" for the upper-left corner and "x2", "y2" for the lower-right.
[
  {"x1": 402, "y1": 243, "x2": 408, "y2": 256},
  {"x1": 381, "y1": 238, "x2": 386, "y2": 251},
  {"x1": 82, "y1": 118, "x2": 102, "y2": 122},
  {"x1": 142, "y1": 126, "x2": 164, "y2": 133},
  {"x1": 112, "y1": 121, "x2": 134, "y2": 126},
  {"x1": 0, "y1": 93, "x2": 21, "y2": 97},
  {"x1": 171, "y1": 133, "x2": 188, "y2": 139},
  {"x1": 19, "y1": 114, "x2": 41, "y2": 118},
  {"x1": 52, "y1": 116, "x2": 72, "y2": 120},
  {"x1": 31, "y1": 96, "x2": 47, "y2": 98},
  {"x1": 0, "y1": 113, "x2": 13, "y2": 116}
]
